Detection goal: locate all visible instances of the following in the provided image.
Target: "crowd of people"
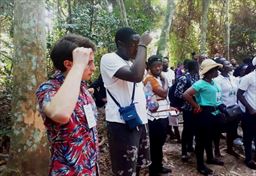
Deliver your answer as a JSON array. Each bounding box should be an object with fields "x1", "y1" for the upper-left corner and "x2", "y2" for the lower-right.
[{"x1": 36, "y1": 27, "x2": 256, "y2": 176}]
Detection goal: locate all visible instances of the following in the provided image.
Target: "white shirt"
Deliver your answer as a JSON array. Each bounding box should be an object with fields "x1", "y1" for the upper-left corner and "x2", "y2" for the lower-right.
[
  {"x1": 100, "y1": 52, "x2": 148, "y2": 124},
  {"x1": 214, "y1": 74, "x2": 238, "y2": 107},
  {"x1": 238, "y1": 70, "x2": 256, "y2": 112},
  {"x1": 162, "y1": 68, "x2": 175, "y2": 87}
]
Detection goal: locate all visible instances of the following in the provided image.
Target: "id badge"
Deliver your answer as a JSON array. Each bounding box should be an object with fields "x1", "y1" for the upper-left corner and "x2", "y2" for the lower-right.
[{"x1": 83, "y1": 104, "x2": 96, "y2": 129}]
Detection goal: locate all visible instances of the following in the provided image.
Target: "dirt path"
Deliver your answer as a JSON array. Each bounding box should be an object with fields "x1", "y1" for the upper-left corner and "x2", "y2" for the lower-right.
[{"x1": 97, "y1": 109, "x2": 256, "y2": 176}]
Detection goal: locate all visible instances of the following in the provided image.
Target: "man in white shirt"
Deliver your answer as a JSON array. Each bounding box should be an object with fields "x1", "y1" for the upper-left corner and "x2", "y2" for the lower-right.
[
  {"x1": 100, "y1": 27, "x2": 152, "y2": 176},
  {"x1": 162, "y1": 57, "x2": 175, "y2": 87},
  {"x1": 237, "y1": 57, "x2": 256, "y2": 169}
]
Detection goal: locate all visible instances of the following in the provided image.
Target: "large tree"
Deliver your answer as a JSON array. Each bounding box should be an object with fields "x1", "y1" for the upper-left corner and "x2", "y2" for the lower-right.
[
  {"x1": 224, "y1": 0, "x2": 230, "y2": 59},
  {"x1": 157, "y1": 0, "x2": 177, "y2": 56},
  {"x1": 199, "y1": 0, "x2": 211, "y2": 54},
  {"x1": 6, "y1": 0, "x2": 49, "y2": 175}
]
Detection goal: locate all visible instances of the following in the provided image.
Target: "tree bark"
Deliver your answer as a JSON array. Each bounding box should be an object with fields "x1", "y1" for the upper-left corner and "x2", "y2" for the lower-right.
[
  {"x1": 6, "y1": 0, "x2": 49, "y2": 175},
  {"x1": 157, "y1": 0, "x2": 177, "y2": 56},
  {"x1": 67, "y1": 0, "x2": 73, "y2": 32},
  {"x1": 199, "y1": 0, "x2": 211, "y2": 54},
  {"x1": 116, "y1": 0, "x2": 129, "y2": 27},
  {"x1": 224, "y1": 0, "x2": 230, "y2": 59}
]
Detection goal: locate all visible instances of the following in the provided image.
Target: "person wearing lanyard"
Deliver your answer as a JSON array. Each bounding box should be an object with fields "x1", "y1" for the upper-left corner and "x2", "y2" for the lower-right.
[
  {"x1": 36, "y1": 34, "x2": 99, "y2": 175},
  {"x1": 183, "y1": 59, "x2": 224, "y2": 175},
  {"x1": 214, "y1": 59, "x2": 240, "y2": 158}
]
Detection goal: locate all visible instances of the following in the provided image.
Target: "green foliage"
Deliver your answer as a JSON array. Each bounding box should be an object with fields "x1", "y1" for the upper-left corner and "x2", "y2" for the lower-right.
[{"x1": 230, "y1": 1, "x2": 256, "y2": 60}]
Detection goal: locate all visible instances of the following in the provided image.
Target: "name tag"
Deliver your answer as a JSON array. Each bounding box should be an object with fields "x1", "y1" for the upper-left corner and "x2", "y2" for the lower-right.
[{"x1": 83, "y1": 104, "x2": 96, "y2": 129}]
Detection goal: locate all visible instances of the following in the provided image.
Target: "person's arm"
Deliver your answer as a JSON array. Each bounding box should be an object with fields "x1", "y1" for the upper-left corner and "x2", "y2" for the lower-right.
[
  {"x1": 183, "y1": 87, "x2": 201, "y2": 112},
  {"x1": 154, "y1": 75, "x2": 168, "y2": 98},
  {"x1": 43, "y1": 47, "x2": 92, "y2": 124},
  {"x1": 114, "y1": 32, "x2": 152, "y2": 82},
  {"x1": 237, "y1": 89, "x2": 256, "y2": 115}
]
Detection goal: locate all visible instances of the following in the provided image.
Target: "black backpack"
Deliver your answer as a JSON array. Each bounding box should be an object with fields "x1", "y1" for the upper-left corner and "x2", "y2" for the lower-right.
[{"x1": 168, "y1": 74, "x2": 191, "y2": 110}]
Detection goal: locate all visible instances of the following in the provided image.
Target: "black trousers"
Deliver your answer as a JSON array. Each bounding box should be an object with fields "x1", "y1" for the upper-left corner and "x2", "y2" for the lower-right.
[
  {"x1": 148, "y1": 117, "x2": 168, "y2": 173},
  {"x1": 195, "y1": 108, "x2": 215, "y2": 168},
  {"x1": 242, "y1": 113, "x2": 256, "y2": 163},
  {"x1": 181, "y1": 110, "x2": 195, "y2": 155}
]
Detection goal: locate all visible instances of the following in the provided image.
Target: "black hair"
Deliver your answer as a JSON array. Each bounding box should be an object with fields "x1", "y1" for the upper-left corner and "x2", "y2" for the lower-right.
[
  {"x1": 147, "y1": 55, "x2": 162, "y2": 67},
  {"x1": 115, "y1": 27, "x2": 137, "y2": 47},
  {"x1": 183, "y1": 59, "x2": 191, "y2": 70},
  {"x1": 215, "y1": 57, "x2": 226, "y2": 65},
  {"x1": 50, "y1": 34, "x2": 96, "y2": 72},
  {"x1": 233, "y1": 64, "x2": 247, "y2": 77},
  {"x1": 187, "y1": 60, "x2": 199, "y2": 72}
]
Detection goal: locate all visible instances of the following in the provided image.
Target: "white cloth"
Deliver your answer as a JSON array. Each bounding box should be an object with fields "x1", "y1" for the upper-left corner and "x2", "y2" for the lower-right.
[
  {"x1": 238, "y1": 70, "x2": 256, "y2": 112},
  {"x1": 162, "y1": 68, "x2": 175, "y2": 87},
  {"x1": 214, "y1": 74, "x2": 238, "y2": 107},
  {"x1": 100, "y1": 52, "x2": 148, "y2": 124},
  {"x1": 144, "y1": 76, "x2": 170, "y2": 121}
]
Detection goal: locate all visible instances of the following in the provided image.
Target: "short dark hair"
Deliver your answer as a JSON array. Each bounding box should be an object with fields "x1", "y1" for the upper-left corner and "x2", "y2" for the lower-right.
[
  {"x1": 147, "y1": 55, "x2": 162, "y2": 67},
  {"x1": 115, "y1": 27, "x2": 137, "y2": 47},
  {"x1": 50, "y1": 34, "x2": 96, "y2": 72},
  {"x1": 187, "y1": 60, "x2": 199, "y2": 72}
]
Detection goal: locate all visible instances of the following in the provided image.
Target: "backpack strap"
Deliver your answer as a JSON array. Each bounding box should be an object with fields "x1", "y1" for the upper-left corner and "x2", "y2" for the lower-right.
[{"x1": 107, "y1": 83, "x2": 136, "y2": 108}]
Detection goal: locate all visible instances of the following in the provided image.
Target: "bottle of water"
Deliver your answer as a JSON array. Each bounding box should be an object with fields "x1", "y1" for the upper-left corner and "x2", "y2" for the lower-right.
[{"x1": 144, "y1": 82, "x2": 159, "y2": 112}]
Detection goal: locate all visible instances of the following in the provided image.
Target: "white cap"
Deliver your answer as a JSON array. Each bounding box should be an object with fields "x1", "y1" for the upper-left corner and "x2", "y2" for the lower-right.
[{"x1": 252, "y1": 57, "x2": 256, "y2": 66}]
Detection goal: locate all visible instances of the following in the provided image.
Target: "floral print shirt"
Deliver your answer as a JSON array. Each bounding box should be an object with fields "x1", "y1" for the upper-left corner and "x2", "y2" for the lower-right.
[{"x1": 36, "y1": 71, "x2": 98, "y2": 176}]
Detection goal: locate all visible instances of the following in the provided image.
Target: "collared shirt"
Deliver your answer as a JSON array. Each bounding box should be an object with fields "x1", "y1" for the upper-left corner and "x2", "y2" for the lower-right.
[
  {"x1": 174, "y1": 72, "x2": 199, "y2": 111},
  {"x1": 36, "y1": 71, "x2": 98, "y2": 176},
  {"x1": 214, "y1": 74, "x2": 238, "y2": 107}
]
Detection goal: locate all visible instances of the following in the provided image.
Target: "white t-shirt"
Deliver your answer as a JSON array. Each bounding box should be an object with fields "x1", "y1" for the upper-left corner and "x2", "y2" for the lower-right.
[
  {"x1": 162, "y1": 68, "x2": 175, "y2": 87},
  {"x1": 238, "y1": 70, "x2": 256, "y2": 112},
  {"x1": 100, "y1": 52, "x2": 148, "y2": 124},
  {"x1": 214, "y1": 74, "x2": 238, "y2": 107}
]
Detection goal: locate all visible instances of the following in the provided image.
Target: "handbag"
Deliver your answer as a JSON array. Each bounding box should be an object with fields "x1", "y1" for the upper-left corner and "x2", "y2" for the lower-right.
[
  {"x1": 107, "y1": 83, "x2": 142, "y2": 130},
  {"x1": 225, "y1": 104, "x2": 243, "y2": 122}
]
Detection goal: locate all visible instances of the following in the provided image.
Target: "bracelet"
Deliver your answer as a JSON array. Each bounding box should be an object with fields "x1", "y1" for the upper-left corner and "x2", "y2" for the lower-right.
[{"x1": 138, "y1": 44, "x2": 147, "y2": 49}]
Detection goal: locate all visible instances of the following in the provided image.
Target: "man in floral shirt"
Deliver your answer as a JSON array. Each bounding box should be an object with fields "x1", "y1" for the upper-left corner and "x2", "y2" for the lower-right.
[{"x1": 36, "y1": 34, "x2": 98, "y2": 176}]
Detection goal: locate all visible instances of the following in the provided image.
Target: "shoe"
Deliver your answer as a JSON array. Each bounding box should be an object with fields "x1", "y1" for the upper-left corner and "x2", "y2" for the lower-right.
[
  {"x1": 206, "y1": 158, "x2": 224, "y2": 166},
  {"x1": 181, "y1": 155, "x2": 189, "y2": 162},
  {"x1": 245, "y1": 160, "x2": 256, "y2": 170},
  {"x1": 227, "y1": 149, "x2": 240, "y2": 158},
  {"x1": 233, "y1": 138, "x2": 243, "y2": 146},
  {"x1": 197, "y1": 165, "x2": 213, "y2": 175},
  {"x1": 160, "y1": 166, "x2": 172, "y2": 173}
]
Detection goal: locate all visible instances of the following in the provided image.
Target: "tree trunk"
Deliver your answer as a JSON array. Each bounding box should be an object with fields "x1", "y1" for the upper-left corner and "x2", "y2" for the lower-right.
[
  {"x1": 199, "y1": 0, "x2": 211, "y2": 54},
  {"x1": 6, "y1": 0, "x2": 49, "y2": 175},
  {"x1": 224, "y1": 0, "x2": 230, "y2": 59},
  {"x1": 157, "y1": 0, "x2": 177, "y2": 56},
  {"x1": 67, "y1": 0, "x2": 73, "y2": 32},
  {"x1": 116, "y1": 0, "x2": 129, "y2": 27}
]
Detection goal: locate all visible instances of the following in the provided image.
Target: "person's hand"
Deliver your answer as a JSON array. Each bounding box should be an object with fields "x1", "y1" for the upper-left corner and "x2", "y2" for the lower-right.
[
  {"x1": 72, "y1": 47, "x2": 93, "y2": 69},
  {"x1": 193, "y1": 105, "x2": 202, "y2": 114},
  {"x1": 139, "y1": 31, "x2": 152, "y2": 46},
  {"x1": 87, "y1": 88, "x2": 94, "y2": 94},
  {"x1": 170, "y1": 107, "x2": 180, "y2": 114}
]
